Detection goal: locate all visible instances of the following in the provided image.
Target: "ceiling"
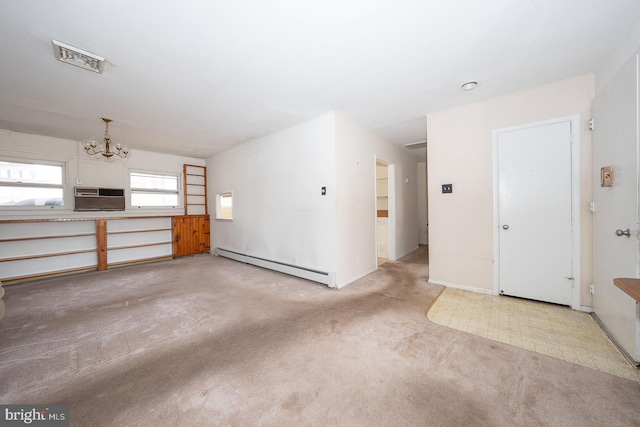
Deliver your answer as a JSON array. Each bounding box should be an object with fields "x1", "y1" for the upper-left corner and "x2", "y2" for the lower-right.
[{"x1": 1, "y1": 1, "x2": 639, "y2": 161}]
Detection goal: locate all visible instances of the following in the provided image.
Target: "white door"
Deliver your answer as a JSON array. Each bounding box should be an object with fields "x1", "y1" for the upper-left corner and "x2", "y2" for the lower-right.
[
  {"x1": 377, "y1": 218, "x2": 389, "y2": 258},
  {"x1": 497, "y1": 121, "x2": 573, "y2": 305},
  {"x1": 592, "y1": 53, "x2": 639, "y2": 363}
]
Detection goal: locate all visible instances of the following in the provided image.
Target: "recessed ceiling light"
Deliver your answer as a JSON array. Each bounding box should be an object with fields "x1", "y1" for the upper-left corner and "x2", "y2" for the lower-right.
[
  {"x1": 51, "y1": 39, "x2": 105, "y2": 74},
  {"x1": 460, "y1": 81, "x2": 479, "y2": 91}
]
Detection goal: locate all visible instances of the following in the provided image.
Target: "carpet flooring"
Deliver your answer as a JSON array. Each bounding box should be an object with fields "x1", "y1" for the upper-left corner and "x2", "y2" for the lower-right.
[{"x1": 1, "y1": 247, "x2": 639, "y2": 426}]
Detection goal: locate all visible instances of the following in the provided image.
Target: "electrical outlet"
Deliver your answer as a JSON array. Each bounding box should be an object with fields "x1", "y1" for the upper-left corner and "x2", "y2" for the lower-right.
[
  {"x1": 590, "y1": 284, "x2": 595, "y2": 295},
  {"x1": 321, "y1": 187, "x2": 326, "y2": 196},
  {"x1": 442, "y1": 184, "x2": 453, "y2": 194}
]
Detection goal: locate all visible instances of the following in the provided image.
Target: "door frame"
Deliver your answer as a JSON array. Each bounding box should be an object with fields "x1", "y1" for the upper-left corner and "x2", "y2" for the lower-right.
[
  {"x1": 492, "y1": 115, "x2": 582, "y2": 310},
  {"x1": 375, "y1": 157, "x2": 396, "y2": 264}
]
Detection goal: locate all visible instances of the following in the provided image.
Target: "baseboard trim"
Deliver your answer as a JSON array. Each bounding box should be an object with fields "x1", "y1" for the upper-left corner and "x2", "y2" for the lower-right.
[
  {"x1": 337, "y1": 267, "x2": 378, "y2": 289},
  {"x1": 592, "y1": 312, "x2": 640, "y2": 367},
  {"x1": 396, "y1": 246, "x2": 420, "y2": 260},
  {"x1": 428, "y1": 279, "x2": 496, "y2": 295},
  {"x1": 580, "y1": 305, "x2": 593, "y2": 313},
  {"x1": 215, "y1": 248, "x2": 336, "y2": 288}
]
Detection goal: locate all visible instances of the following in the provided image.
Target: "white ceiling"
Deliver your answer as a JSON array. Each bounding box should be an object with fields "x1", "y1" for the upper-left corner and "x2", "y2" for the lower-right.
[{"x1": 1, "y1": 1, "x2": 639, "y2": 160}]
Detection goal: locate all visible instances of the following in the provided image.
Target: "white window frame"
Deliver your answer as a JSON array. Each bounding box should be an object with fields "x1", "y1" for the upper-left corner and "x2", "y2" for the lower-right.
[
  {"x1": 129, "y1": 170, "x2": 181, "y2": 210},
  {"x1": 215, "y1": 191, "x2": 233, "y2": 221},
  {"x1": 0, "y1": 158, "x2": 66, "y2": 210}
]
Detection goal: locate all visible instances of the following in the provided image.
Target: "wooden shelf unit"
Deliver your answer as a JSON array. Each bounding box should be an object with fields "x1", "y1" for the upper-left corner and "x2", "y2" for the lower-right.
[
  {"x1": 184, "y1": 164, "x2": 207, "y2": 216},
  {"x1": 0, "y1": 215, "x2": 207, "y2": 284}
]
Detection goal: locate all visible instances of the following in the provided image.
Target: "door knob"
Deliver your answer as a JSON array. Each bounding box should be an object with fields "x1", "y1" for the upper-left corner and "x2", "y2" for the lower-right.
[
  {"x1": 502, "y1": 225, "x2": 509, "y2": 230},
  {"x1": 615, "y1": 229, "x2": 631, "y2": 237}
]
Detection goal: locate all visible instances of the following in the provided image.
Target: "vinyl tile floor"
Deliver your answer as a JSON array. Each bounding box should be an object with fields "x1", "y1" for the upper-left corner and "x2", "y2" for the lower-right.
[{"x1": 427, "y1": 287, "x2": 640, "y2": 383}]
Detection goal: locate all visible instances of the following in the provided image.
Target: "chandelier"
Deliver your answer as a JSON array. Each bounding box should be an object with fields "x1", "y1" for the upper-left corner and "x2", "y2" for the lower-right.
[{"x1": 83, "y1": 118, "x2": 129, "y2": 159}]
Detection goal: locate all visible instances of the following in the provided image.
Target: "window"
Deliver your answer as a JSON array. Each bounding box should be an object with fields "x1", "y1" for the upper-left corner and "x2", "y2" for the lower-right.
[
  {"x1": 130, "y1": 171, "x2": 179, "y2": 207},
  {"x1": 0, "y1": 160, "x2": 64, "y2": 207},
  {"x1": 215, "y1": 191, "x2": 233, "y2": 220}
]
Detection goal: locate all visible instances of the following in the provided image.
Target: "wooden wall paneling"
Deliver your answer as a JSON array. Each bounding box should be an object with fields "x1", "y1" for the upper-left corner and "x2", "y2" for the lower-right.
[{"x1": 172, "y1": 215, "x2": 210, "y2": 258}]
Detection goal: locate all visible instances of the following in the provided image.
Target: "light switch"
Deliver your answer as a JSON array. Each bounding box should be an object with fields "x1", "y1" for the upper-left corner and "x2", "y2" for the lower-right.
[
  {"x1": 601, "y1": 166, "x2": 613, "y2": 187},
  {"x1": 321, "y1": 187, "x2": 326, "y2": 196}
]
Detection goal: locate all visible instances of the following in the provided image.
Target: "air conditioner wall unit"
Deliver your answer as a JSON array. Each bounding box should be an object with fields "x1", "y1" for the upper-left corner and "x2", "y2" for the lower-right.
[{"x1": 74, "y1": 187, "x2": 125, "y2": 211}]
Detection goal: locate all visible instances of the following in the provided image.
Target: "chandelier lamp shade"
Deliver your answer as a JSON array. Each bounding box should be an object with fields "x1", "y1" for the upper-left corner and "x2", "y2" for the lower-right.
[{"x1": 83, "y1": 118, "x2": 129, "y2": 159}]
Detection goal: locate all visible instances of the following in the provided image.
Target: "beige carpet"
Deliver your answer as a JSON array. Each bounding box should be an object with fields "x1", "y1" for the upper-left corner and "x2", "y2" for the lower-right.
[
  {"x1": 427, "y1": 287, "x2": 640, "y2": 383},
  {"x1": 1, "y1": 248, "x2": 639, "y2": 426}
]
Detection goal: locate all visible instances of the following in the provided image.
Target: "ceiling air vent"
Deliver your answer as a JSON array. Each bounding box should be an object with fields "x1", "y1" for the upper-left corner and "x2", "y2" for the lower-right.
[{"x1": 51, "y1": 39, "x2": 105, "y2": 74}]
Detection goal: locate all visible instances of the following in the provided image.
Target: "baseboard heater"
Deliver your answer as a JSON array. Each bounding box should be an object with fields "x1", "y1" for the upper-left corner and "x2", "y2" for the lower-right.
[{"x1": 215, "y1": 248, "x2": 336, "y2": 288}]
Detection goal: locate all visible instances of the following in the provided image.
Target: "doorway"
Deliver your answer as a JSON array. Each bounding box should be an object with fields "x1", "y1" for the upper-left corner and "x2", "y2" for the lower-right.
[
  {"x1": 376, "y1": 160, "x2": 395, "y2": 265},
  {"x1": 493, "y1": 116, "x2": 581, "y2": 309},
  {"x1": 376, "y1": 161, "x2": 389, "y2": 264}
]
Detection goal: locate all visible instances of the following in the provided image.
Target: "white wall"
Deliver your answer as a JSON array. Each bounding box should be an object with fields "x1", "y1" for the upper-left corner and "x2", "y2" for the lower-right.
[
  {"x1": 427, "y1": 74, "x2": 594, "y2": 305},
  {"x1": 207, "y1": 111, "x2": 419, "y2": 289},
  {"x1": 595, "y1": 12, "x2": 640, "y2": 95},
  {"x1": 335, "y1": 112, "x2": 419, "y2": 287},
  {"x1": 207, "y1": 113, "x2": 338, "y2": 275},
  {"x1": 0, "y1": 129, "x2": 203, "y2": 219},
  {"x1": 417, "y1": 161, "x2": 428, "y2": 245}
]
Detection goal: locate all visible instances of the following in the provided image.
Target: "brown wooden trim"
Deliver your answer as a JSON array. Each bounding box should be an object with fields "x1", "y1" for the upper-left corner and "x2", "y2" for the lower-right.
[
  {"x1": 183, "y1": 164, "x2": 207, "y2": 216},
  {"x1": 96, "y1": 218, "x2": 108, "y2": 271},
  {"x1": 107, "y1": 255, "x2": 173, "y2": 268},
  {"x1": 0, "y1": 215, "x2": 175, "y2": 224},
  {"x1": 1, "y1": 266, "x2": 97, "y2": 285},
  {"x1": 203, "y1": 166, "x2": 208, "y2": 216},
  {"x1": 0, "y1": 248, "x2": 97, "y2": 262},
  {"x1": 377, "y1": 210, "x2": 389, "y2": 218},
  {"x1": 107, "y1": 241, "x2": 173, "y2": 251},
  {"x1": 172, "y1": 217, "x2": 178, "y2": 257},
  {"x1": 0, "y1": 218, "x2": 97, "y2": 224},
  {"x1": 614, "y1": 278, "x2": 640, "y2": 303},
  {"x1": 0, "y1": 233, "x2": 95, "y2": 243},
  {"x1": 107, "y1": 228, "x2": 171, "y2": 235},
  {"x1": 183, "y1": 164, "x2": 189, "y2": 215},
  {"x1": 103, "y1": 216, "x2": 174, "y2": 220}
]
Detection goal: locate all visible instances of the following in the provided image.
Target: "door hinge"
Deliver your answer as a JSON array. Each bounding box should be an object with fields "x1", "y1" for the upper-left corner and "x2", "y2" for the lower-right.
[{"x1": 589, "y1": 118, "x2": 595, "y2": 131}]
